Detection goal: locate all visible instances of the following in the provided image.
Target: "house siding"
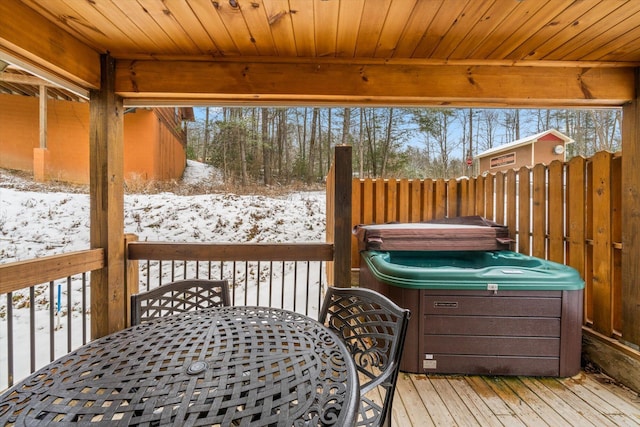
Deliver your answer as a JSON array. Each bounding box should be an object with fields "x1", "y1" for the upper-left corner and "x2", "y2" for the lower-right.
[{"x1": 0, "y1": 94, "x2": 185, "y2": 184}]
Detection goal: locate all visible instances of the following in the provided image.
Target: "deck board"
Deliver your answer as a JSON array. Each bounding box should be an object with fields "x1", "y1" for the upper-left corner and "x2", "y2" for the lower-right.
[
  {"x1": 448, "y1": 376, "x2": 504, "y2": 427},
  {"x1": 431, "y1": 376, "x2": 481, "y2": 425},
  {"x1": 535, "y1": 377, "x2": 620, "y2": 427},
  {"x1": 411, "y1": 374, "x2": 457, "y2": 425},
  {"x1": 391, "y1": 371, "x2": 640, "y2": 426}
]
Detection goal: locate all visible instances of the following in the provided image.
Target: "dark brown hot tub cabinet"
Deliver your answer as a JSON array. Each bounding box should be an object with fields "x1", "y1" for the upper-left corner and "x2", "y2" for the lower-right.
[{"x1": 359, "y1": 250, "x2": 584, "y2": 377}]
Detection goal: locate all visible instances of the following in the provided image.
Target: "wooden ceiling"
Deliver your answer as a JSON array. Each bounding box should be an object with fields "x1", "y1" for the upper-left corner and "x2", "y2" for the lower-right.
[{"x1": 1, "y1": 0, "x2": 640, "y2": 107}]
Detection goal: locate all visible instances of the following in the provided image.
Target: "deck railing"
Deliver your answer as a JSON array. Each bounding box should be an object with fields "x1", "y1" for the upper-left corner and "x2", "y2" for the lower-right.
[
  {"x1": 0, "y1": 249, "x2": 103, "y2": 389},
  {"x1": 0, "y1": 241, "x2": 335, "y2": 391},
  {"x1": 351, "y1": 151, "x2": 625, "y2": 346},
  {"x1": 126, "y1": 240, "x2": 333, "y2": 318}
]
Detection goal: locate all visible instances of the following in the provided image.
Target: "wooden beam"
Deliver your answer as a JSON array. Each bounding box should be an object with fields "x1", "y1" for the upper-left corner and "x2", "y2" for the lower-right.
[
  {"x1": 90, "y1": 54, "x2": 125, "y2": 339},
  {"x1": 0, "y1": 0, "x2": 99, "y2": 90},
  {"x1": 622, "y1": 68, "x2": 640, "y2": 346},
  {"x1": 116, "y1": 60, "x2": 635, "y2": 107},
  {"x1": 583, "y1": 328, "x2": 640, "y2": 394},
  {"x1": 0, "y1": 72, "x2": 57, "y2": 86}
]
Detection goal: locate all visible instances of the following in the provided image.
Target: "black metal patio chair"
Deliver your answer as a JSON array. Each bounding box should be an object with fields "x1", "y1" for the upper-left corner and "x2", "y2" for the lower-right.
[
  {"x1": 131, "y1": 279, "x2": 230, "y2": 325},
  {"x1": 318, "y1": 286, "x2": 411, "y2": 427}
]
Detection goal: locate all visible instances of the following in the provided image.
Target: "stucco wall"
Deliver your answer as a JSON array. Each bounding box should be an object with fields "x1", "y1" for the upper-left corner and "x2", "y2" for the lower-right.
[
  {"x1": 123, "y1": 109, "x2": 187, "y2": 182},
  {"x1": 0, "y1": 94, "x2": 185, "y2": 184},
  {"x1": 0, "y1": 95, "x2": 40, "y2": 171},
  {"x1": 124, "y1": 109, "x2": 159, "y2": 182}
]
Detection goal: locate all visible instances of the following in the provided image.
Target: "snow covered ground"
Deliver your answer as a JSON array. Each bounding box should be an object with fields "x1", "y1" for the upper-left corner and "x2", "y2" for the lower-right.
[
  {"x1": 0, "y1": 160, "x2": 328, "y2": 386},
  {"x1": 0, "y1": 160, "x2": 326, "y2": 263}
]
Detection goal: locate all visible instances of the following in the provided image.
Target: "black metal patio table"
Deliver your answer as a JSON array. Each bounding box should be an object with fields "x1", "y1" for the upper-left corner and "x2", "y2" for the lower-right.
[{"x1": 0, "y1": 306, "x2": 359, "y2": 426}]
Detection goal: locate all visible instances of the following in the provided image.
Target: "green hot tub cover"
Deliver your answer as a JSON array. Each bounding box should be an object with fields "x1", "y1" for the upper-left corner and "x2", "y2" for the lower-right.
[{"x1": 361, "y1": 250, "x2": 584, "y2": 291}]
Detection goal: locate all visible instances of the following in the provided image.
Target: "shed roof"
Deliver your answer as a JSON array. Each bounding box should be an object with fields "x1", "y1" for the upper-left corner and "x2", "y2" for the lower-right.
[{"x1": 476, "y1": 129, "x2": 574, "y2": 158}]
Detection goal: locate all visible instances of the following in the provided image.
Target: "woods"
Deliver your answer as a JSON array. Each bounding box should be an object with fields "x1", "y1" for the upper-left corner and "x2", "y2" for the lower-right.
[{"x1": 187, "y1": 107, "x2": 622, "y2": 185}]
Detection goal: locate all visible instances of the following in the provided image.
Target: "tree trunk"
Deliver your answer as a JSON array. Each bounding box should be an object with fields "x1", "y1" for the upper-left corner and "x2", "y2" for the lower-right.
[
  {"x1": 237, "y1": 109, "x2": 248, "y2": 186},
  {"x1": 318, "y1": 109, "x2": 323, "y2": 176},
  {"x1": 364, "y1": 108, "x2": 378, "y2": 176},
  {"x1": 307, "y1": 108, "x2": 319, "y2": 184},
  {"x1": 380, "y1": 108, "x2": 394, "y2": 176},
  {"x1": 358, "y1": 108, "x2": 364, "y2": 177},
  {"x1": 341, "y1": 107, "x2": 351, "y2": 146},
  {"x1": 278, "y1": 109, "x2": 288, "y2": 183},
  {"x1": 261, "y1": 108, "x2": 272, "y2": 185},
  {"x1": 326, "y1": 108, "x2": 332, "y2": 175},
  {"x1": 203, "y1": 107, "x2": 211, "y2": 163},
  {"x1": 222, "y1": 108, "x2": 229, "y2": 182}
]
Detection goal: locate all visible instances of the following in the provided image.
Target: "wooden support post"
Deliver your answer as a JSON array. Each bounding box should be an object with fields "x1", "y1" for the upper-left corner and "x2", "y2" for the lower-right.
[
  {"x1": 33, "y1": 147, "x2": 48, "y2": 182},
  {"x1": 39, "y1": 84, "x2": 47, "y2": 149},
  {"x1": 125, "y1": 234, "x2": 139, "y2": 327},
  {"x1": 622, "y1": 68, "x2": 640, "y2": 347},
  {"x1": 333, "y1": 145, "x2": 352, "y2": 288},
  {"x1": 89, "y1": 54, "x2": 125, "y2": 338},
  {"x1": 33, "y1": 85, "x2": 48, "y2": 182}
]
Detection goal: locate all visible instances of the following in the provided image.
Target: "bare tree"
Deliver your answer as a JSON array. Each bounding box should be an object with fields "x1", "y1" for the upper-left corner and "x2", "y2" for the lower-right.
[
  {"x1": 261, "y1": 108, "x2": 272, "y2": 185},
  {"x1": 358, "y1": 108, "x2": 365, "y2": 177},
  {"x1": 590, "y1": 110, "x2": 621, "y2": 152},
  {"x1": 477, "y1": 109, "x2": 500, "y2": 151},
  {"x1": 306, "y1": 108, "x2": 319, "y2": 183}
]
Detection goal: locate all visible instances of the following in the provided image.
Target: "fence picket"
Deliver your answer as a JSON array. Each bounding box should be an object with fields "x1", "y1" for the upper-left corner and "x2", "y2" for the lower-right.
[
  {"x1": 447, "y1": 179, "x2": 459, "y2": 218},
  {"x1": 548, "y1": 161, "x2": 564, "y2": 264},
  {"x1": 399, "y1": 179, "x2": 410, "y2": 223},
  {"x1": 506, "y1": 169, "x2": 517, "y2": 243},
  {"x1": 566, "y1": 156, "x2": 586, "y2": 316},
  {"x1": 484, "y1": 175, "x2": 495, "y2": 221},
  {"x1": 532, "y1": 164, "x2": 547, "y2": 259},
  {"x1": 518, "y1": 166, "x2": 531, "y2": 255},
  {"x1": 591, "y1": 151, "x2": 613, "y2": 336}
]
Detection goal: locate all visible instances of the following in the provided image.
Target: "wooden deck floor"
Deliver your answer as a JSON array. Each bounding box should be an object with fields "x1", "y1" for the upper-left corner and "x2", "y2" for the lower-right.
[{"x1": 391, "y1": 370, "x2": 640, "y2": 426}]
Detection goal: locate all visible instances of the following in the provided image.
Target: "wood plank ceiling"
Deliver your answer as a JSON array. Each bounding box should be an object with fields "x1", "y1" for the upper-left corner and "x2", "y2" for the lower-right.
[{"x1": 1, "y1": 0, "x2": 640, "y2": 107}]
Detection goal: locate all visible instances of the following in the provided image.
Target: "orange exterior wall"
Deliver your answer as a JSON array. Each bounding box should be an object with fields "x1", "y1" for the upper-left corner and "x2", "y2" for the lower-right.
[
  {"x1": 0, "y1": 95, "x2": 185, "y2": 184},
  {"x1": 124, "y1": 109, "x2": 187, "y2": 182}
]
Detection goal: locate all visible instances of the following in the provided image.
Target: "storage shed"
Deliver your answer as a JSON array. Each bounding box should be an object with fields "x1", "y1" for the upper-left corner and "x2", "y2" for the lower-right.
[{"x1": 476, "y1": 129, "x2": 573, "y2": 174}]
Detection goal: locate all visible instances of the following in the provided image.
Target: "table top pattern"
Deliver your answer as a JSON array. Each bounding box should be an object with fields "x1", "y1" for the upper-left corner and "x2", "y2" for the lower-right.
[{"x1": 0, "y1": 306, "x2": 359, "y2": 426}]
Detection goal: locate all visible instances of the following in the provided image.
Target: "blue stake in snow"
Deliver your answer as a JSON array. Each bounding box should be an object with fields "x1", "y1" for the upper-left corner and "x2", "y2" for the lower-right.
[{"x1": 56, "y1": 283, "x2": 61, "y2": 330}]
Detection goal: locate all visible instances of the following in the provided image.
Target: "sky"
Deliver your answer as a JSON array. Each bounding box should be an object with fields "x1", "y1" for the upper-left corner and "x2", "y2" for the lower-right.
[{"x1": 0, "y1": 161, "x2": 328, "y2": 386}]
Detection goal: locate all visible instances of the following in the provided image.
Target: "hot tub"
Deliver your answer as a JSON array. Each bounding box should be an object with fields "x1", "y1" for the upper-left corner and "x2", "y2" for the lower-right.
[{"x1": 360, "y1": 250, "x2": 584, "y2": 377}]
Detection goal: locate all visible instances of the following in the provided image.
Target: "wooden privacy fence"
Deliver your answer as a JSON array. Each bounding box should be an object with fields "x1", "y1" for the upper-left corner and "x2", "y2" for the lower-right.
[{"x1": 351, "y1": 151, "x2": 623, "y2": 344}]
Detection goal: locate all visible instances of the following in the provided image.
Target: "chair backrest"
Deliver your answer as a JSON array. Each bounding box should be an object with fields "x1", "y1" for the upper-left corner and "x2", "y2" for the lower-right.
[
  {"x1": 131, "y1": 279, "x2": 230, "y2": 326},
  {"x1": 318, "y1": 286, "x2": 410, "y2": 427}
]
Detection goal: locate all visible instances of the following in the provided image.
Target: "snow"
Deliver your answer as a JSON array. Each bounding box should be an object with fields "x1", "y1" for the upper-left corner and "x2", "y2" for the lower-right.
[
  {"x1": 0, "y1": 161, "x2": 326, "y2": 263},
  {"x1": 0, "y1": 161, "x2": 328, "y2": 386}
]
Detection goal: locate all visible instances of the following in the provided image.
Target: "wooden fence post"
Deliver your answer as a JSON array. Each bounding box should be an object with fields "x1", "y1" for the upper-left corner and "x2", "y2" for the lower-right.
[{"x1": 333, "y1": 146, "x2": 352, "y2": 287}]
